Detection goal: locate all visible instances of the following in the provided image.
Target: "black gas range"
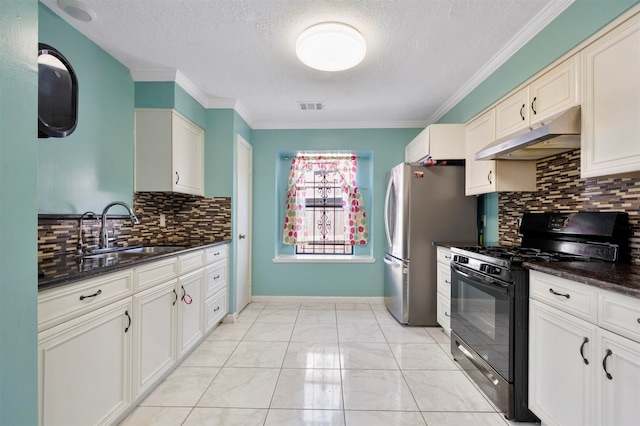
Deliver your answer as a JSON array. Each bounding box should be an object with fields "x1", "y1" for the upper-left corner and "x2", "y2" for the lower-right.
[{"x1": 449, "y1": 212, "x2": 629, "y2": 421}]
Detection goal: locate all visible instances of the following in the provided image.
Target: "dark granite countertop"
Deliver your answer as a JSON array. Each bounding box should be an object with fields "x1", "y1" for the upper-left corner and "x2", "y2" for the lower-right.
[
  {"x1": 524, "y1": 261, "x2": 640, "y2": 299},
  {"x1": 38, "y1": 238, "x2": 231, "y2": 292}
]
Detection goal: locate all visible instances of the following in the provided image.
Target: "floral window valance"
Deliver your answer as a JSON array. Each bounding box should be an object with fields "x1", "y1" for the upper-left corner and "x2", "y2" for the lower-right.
[{"x1": 282, "y1": 154, "x2": 368, "y2": 246}]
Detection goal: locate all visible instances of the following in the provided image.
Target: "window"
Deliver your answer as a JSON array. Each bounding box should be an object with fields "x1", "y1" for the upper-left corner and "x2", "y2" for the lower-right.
[
  {"x1": 281, "y1": 153, "x2": 369, "y2": 256},
  {"x1": 295, "y1": 164, "x2": 353, "y2": 254}
]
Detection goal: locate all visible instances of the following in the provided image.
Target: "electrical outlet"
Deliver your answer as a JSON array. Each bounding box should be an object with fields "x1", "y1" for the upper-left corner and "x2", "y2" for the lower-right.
[{"x1": 159, "y1": 213, "x2": 166, "y2": 227}]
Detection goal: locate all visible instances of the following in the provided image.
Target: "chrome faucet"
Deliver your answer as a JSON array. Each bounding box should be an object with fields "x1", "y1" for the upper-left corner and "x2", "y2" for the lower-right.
[
  {"x1": 99, "y1": 201, "x2": 140, "y2": 249},
  {"x1": 77, "y1": 211, "x2": 97, "y2": 255}
]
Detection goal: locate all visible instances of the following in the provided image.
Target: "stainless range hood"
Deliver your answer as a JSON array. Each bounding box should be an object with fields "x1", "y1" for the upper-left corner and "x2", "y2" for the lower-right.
[{"x1": 475, "y1": 106, "x2": 581, "y2": 161}]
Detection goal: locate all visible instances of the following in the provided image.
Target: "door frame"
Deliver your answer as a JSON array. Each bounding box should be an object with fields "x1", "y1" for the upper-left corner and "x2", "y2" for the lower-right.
[{"x1": 234, "y1": 134, "x2": 253, "y2": 313}]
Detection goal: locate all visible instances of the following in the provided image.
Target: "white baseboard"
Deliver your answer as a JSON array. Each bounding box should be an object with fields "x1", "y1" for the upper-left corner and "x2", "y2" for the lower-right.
[
  {"x1": 249, "y1": 295, "x2": 385, "y2": 304},
  {"x1": 222, "y1": 312, "x2": 238, "y2": 323}
]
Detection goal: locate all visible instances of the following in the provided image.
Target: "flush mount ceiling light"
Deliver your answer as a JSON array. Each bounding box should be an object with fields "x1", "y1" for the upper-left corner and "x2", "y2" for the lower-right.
[
  {"x1": 57, "y1": 0, "x2": 97, "y2": 22},
  {"x1": 295, "y1": 22, "x2": 366, "y2": 72}
]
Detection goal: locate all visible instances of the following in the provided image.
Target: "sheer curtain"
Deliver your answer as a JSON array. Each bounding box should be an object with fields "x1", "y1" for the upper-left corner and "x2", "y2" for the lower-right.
[{"x1": 282, "y1": 154, "x2": 368, "y2": 246}]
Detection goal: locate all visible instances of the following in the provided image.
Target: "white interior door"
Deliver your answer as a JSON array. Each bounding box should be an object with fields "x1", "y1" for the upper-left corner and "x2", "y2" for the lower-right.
[{"x1": 235, "y1": 135, "x2": 252, "y2": 313}]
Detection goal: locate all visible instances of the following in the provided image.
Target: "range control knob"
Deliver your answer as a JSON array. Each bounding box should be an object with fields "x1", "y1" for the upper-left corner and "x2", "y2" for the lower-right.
[
  {"x1": 480, "y1": 264, "x2": 501, "y2": 275},
  {"x1": 454, "y1": 255, "x2": 469, "y2": 264}
]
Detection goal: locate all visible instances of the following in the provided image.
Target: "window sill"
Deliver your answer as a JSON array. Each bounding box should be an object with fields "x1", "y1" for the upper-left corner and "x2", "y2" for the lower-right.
[{"x1": 272, "y1": 255, "x2": 376, "y2": 264}]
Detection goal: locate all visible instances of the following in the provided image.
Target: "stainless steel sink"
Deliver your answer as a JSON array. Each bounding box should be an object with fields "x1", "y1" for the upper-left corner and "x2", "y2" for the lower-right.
[
  {"x1": 121, "y1": 246, "x2": 187, "y2": 254},
  {"x1": 81, "y1": 246, "x2": 187, "y2": 260}
]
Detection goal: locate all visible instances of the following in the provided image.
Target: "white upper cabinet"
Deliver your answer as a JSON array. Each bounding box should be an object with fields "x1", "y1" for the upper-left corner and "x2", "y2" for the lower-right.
[
  {"x1": 135, "y1": 109, "x2": 204, "y2": 196},
  {"x1": 405, "y1": 124, "x2": 465, "y2": 162},
  {"x1": 495, "y1": 55, "x2": 580, "y2": 139},
  {"x1": 581, "y1": 13, "x2": 640, "y2": 178},
  {"x1": 465, "y1": 109, "x2": 536, "y2": 196},
  {"x1": 466, "y1": 109, "x2": 497, "y2": 195}
]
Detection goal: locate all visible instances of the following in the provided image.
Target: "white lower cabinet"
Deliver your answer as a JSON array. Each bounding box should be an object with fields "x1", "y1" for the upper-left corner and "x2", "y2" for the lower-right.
[
  {"x1": 597, "y1": 329, "x2": 640, "y2": 426},
  {"x1": 529, "y1": 271, "x2": 640, "y2": 426},
  {"x1": 131, "y1": 279, "x2": 177, "y2": 400},
  {"x1": 529, "y1": 299, "x2": 597, "y2": 426},
  {"x1": 38, "y1": 298, "x2": 132, "y2": 426},
  {"x1": 435, "y1": 247, "x2": 452, "y2": 335},
  {"x1": 38, "y1": 243, "x2": 230, "y2": 425},
  {"x1": 177, "y1": 269, "x2": 204, "y2": 360},
  {"x1": 205, "y1": 288, "x2": 228, "y2": 333}
]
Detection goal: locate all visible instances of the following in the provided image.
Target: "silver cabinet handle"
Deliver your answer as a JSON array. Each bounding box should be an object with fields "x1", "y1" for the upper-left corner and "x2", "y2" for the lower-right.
[
  {"x1": 531, "y1": 97, "x2": 538, "y2": 115},
  {"x1": 239, "y1": 234, "x2": 246, "y2": 239},
  {"x1": 444, "y1": 255, "x2": 451, "y2": 259},
  {"x1": 175, "y1": 171, "x2": 180, "y2": 185},
  {"x1": 487, "y1": 170, "x2": 492, "y2": 184},
  {"x1": 519, "y1": 104, "x2": 525, "y2": 120}
]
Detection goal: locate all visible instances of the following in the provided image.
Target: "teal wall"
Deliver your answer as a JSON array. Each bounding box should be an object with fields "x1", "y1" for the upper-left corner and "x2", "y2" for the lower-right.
[
  {"x1": 251, "y1": 128, "x2": 420, "y2": 297},
  {"x1": 1, "y1": 1, "x2": 39, "y2": 424},
  {"x1": 135, "y1": 82, "x2": 206, "y2": 129},
  {"x1": 38, "y1": 4, "x2": 135, "y2": 214},
  {"x1": 439, "y1": 0, "x2": 639, "y2": 241}
]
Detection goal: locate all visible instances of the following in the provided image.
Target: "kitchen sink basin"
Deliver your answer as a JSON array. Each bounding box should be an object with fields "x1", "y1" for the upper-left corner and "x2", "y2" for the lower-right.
[
  {"x1": 81, "y1": 245, "x2": 187, "y2": 260},
  {"x1": 121, "y1": 246, "x2": 187, "y2": 254}
]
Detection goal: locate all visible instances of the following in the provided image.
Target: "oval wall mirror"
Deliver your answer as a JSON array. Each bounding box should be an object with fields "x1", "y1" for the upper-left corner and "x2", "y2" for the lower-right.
[{"x1": 38, "y1": 43, "x2": 78, "y2": 138}]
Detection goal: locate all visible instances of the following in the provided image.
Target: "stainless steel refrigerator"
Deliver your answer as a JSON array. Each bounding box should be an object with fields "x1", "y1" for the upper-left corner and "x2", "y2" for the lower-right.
[{"x1": 384, "y1": 163, "x2": 477, "y2": 326}]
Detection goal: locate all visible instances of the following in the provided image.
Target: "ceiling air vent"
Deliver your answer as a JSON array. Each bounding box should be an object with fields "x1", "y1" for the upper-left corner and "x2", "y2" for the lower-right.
[{"x1": 298, "y1": 101, "x2": 325, "y2": 111}]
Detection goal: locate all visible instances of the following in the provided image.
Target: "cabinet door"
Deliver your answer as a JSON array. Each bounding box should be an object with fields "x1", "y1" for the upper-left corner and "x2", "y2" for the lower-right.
[
  {"x1": 495, "y1": 87, "x2": 530, "y2": 139},
  {"x1": 597, "y1": 329, "x2": 640, "y2": 426},
  {"x1": 177, "y1": 269, "x2": 204, "y2": 359},
  {"x1": 581, "y1": 15, "x2": 640, "y2": 178},
  {"x1": 405, "y1": 128, "x2": 429, "y2": 162},
  {"x1": 529, "y1": 300, "x2": 596, "y2": 426},
  {"x1": 465, "y1": 109, "x2": 496, "y2": 195},
  {"x1": 132, "y1": 280, "x2": 177, "y2": 401},
  {"x1": 172, "y1": 112, "x2": 204, "y2": 196},
  {"x1": 529, "y1": 55, "x2": 580, "y2": 124},
  {"x1": 38, "y1": 298, "x2": 132, "y2": 426}
]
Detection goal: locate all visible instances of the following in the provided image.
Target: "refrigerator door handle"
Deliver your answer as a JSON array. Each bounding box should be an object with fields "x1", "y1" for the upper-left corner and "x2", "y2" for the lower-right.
[
  {"x1": 383, "y1": 255, "x2": 398, "y2": 266},
  {"x1": 384, "y1": 177, "x2": 393, "y2": 249}
]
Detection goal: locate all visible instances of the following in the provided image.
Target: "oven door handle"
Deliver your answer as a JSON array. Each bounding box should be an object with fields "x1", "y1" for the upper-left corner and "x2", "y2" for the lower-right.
[
  {"x1": 454, "y1": 338, "x2": 500, "y2": 386},
  {"x1": 451, "y1": 263, "x2": 509, "y2": 290}
]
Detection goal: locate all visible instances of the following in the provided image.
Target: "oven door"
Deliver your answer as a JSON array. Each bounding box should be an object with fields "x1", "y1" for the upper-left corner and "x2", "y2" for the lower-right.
[{"x1": 450, "y1": 263, "x2": 514, "y2": 382}]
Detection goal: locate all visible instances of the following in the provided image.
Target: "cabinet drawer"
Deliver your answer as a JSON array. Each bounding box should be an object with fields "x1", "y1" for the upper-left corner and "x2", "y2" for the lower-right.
[
  {"x1": 38, "y1": 270, "x2": 133, "y2": 332},
  {"x1": 178, "y1": 250, "x2": 205, "y2": 274},
  {"x1": 599, "y1": 290, "x2": 640, "y2": 343},
  {"x1": 436, "y1": 264, "x2": 451, "y2": 297},
  {"x1": 205, "y1": 262, "x2": 227, "y2": 298},
  {"x1": 530, "y1": 270, "x2": 598, "y2": 323},
  {"x1": 436, "y1": 295, "x2": 451, "y2": 334},
  {"x1": 133, "y1": 257, "x2": 178, "y2": 292},
  {"x1": 204, "y1": 288, "x2": 227, "y2": 333},
  {"x1": 206, "y1": 244, "x2": 227, "y2": 264},
  {"x1": 436, "y1": 247, "x2": 452, "y2": 264}
]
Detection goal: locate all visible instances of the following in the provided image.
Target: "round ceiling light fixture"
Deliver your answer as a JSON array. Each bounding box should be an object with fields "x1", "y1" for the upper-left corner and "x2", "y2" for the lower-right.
[
  {"x1": 57, "y1": 0, "x2": 97, "y2": 22},
  {"x1": 295, "y1": 22, "x2": 366, "y2": 72}
]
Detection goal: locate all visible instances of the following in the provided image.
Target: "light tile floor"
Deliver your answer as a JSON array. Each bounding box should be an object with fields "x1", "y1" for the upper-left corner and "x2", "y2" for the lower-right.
[{"x1": 120, "y1": 302, "x2": 533, "y2": 426}]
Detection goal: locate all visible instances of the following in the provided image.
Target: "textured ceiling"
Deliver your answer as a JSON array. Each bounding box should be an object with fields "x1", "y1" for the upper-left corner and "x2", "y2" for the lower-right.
[{"x1": 40, "y1": 0, "x2": 572, "y2": 128}]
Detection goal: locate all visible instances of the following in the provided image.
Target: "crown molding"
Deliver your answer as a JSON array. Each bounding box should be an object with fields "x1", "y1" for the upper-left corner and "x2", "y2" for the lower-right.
[
  {"x1": 251, "y1": 120, "x2": 427, "y2": 130},
  {"x1": 425, "y1": 0, "x2": 574, "y2": 125},
  {"x1": 130, "y1": 68, "x2": 209, "y2": 108}
]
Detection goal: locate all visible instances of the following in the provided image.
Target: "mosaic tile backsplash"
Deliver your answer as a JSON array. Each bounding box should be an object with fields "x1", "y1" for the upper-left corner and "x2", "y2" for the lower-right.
[
  {"x1": 498, "y1": 150, "x2": 640, "y2": 264},
  {"x1": 38, "y1": 192, "x2": 231, "y2": 257}
]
